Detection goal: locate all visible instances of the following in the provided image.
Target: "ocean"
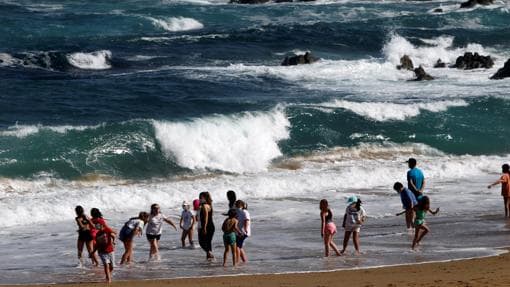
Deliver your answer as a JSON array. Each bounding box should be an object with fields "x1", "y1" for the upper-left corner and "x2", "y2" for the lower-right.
[{"x1": 1, "y1": 0, "x2": 510, "y2": 284}]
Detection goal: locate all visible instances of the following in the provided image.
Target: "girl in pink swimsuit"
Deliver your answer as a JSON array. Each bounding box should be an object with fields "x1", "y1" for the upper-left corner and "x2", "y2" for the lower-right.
[{"x1": 319, "y1": 199, "x2": 341, "y2": 257}]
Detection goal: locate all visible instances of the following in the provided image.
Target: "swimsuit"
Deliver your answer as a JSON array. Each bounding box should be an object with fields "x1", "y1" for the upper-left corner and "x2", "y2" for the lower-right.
[
  {"x1": 414, "y1": 209, "x2": 426, "y2": 226},
  {"x1": 223, "y1": 232, "x2": 236, "y2": 246}
]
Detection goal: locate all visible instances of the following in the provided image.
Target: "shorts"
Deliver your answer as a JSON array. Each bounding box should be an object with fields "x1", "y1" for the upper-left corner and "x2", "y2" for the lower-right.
[
  {"x1": 414, "y1": 219, "x2": 425, "y2": 226},
  {"x1": 344, "y1": 225, "x2": 361, "y2": 233},
  {"x1": 99, "y1": 252, "x2": 115, "y2": 266},
  {"x1": 236, "y1": 234, "x2": 248, "y2": 248},
  {"x1": 146, "y1": 234, "x2": 161, "y2": 241},
  {"x1": 119, "y1": 226, "x2": 134, "y2": 242},
  {"x1": 223, "y1": 232, "x2": 236, "y2": 247},
  {"x1": 325, "y1": 222, "x2": 337, "y2": 235},
  {"x1": 78, "y1": 230, "x2": 93, "y2": 242}
]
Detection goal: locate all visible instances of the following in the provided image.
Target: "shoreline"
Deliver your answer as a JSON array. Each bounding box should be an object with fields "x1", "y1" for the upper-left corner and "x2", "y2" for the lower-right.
[{"x1": 3, "y1": 248, "x2": 510, "y2": 287}]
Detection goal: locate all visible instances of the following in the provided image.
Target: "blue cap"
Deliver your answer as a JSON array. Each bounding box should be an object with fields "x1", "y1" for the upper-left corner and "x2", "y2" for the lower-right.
[{"x1": 346, "y1": 195, "x2": 358, "y2": 205}]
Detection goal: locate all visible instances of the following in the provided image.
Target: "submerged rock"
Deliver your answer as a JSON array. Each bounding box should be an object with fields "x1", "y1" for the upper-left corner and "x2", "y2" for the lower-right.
[
  {"x1": 434, "y1": 59, "x2": 446, "y2": 68},
  {"x1": 397, "y1": 55, "x2": 414, "y2": 71},
  {"x1": 412, "y1": 66, "x2": 434, "y2": 81},
  {"x1": 281, "y1": 52, "x2": 318, "y2": 66},
  {"x1": 453, "y1": 52, "x2": 494, "y2": 70},
  {"x1": 433, "y1": 8, "x2": 444, "y2": 13},
  {"x1": 490, "y1": 59, "x2": 510, "y2": 80},
  {"x1": 230, "y1": 0, "x2": 271, "y2": 3},
  {"x1": 460, "y1": 0, "x2": 494, "y2": 8}
]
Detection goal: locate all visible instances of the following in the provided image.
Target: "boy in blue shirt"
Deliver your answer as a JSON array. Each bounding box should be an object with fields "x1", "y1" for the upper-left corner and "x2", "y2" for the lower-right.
[
  {"x1": 407, "y1": 158, "x2": 425, "y2": 198},
  {"x1": 394, "y1": 182, "x2": 418, "y2": 229}
]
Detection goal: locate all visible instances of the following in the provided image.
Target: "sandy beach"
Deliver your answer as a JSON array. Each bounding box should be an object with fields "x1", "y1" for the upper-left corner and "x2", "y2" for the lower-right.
[{"x1": 4, "y1": 249, "x2": 509, "y2": 287}]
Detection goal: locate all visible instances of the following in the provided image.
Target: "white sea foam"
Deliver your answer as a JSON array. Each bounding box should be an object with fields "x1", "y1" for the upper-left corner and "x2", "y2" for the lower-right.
[
  {"x1": 311, "y1": 99, "x2": 469, "y2": 121},
  {"x1": 0, "y1": 124, "x2": 101, "y2": 138},
  {"x1": 153, "y1": 109, "x2": 290, "y2": 173},
  {"x1": 0, "y1": 142, "x2": 506, "y2": 228},
  {"x1": 149, "y1": 16, "x2": 204, "y2": 32},
  {"x1": 382, "y1": 34, "x2": 488, "y2": 68},
  {"x1": 66, "y1": 50, "x2": 112, "y2": 70}
]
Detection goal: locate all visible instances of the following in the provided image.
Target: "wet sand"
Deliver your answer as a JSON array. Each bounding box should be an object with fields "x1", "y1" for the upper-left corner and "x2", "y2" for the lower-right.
[{"x1": 4, "y1": 249, "x2": 509, "y2": 287}]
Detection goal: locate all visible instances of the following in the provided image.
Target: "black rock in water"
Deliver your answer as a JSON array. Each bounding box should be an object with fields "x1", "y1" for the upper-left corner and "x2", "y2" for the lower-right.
[
  {"x1": 281, "y1": 52, "x2": 319, "y2": 66},
  {"x1": 412, "y1": 66, "x2": 434, "y2": 81},
  {"x1": 460, "y1": 0, "x2": 493, "y2": 8},
  {"x1": 490, "y1": 59, "x2": 510, "y2": 80},
  {"x1": 433, "y1": 8, "x2": 444, "y2": 13},
  {"x1": 434, "y1": 59, "x2": 446, "y2": 68},
  {"x1": 230, "y1": 0, "x2": 271, "y2": 4},
  {"x1": 397, "y1": 55, "x2": 414, "y2": 71},
  {"x1": 453, "y1": 52, "x2": 494, "y2": 70}
]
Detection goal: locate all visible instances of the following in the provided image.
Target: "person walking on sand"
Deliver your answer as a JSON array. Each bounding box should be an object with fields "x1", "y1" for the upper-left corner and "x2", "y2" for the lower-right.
[
  {"x1": 394, "y1": 182, "x2": 418, "y2": 230},
  {"x1": 198, "y1": 191, "x2": 215, "y2": 260},
  {"x1": 180, "y1": 201, "x2": 195, "y2": 248},
  {"x1": 235, "y1": 200, "x2": 251, "y2": 263},
  {"x1": 74, "y1": 205, "x2": 99, "y2": 267},
  {"x1": 119, "y1": 211, "x2": 149, "y2": 265},
  {"x1": 407, "y1": 158, "x2": 426, "y2": 199},
  {"x1": 93, "y1": 220, "x2": 117, "y2": 283},
  {"x1": 341, "y1": 196, "x2": 366, "y2": 255},
  {"x1": 319, "y1": 199, "x2": 341, "y2": 257},
  {"x1": 146, "y1": 204, "x2": 177, "y2": 261},
  {"x1": 412, "y1": 196, "x2": 439, "y2": 250},
  {"x1": 488, "y1": 163, "x2": 510, "y2": 218},
  {"x1": 222, "y1": 209, "x2": 241, "y2": 267}
]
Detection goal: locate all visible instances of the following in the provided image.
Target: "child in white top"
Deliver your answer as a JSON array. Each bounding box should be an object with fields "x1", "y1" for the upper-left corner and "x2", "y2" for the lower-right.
[
  {"x1": 341, "y1": 196, "x2": 366, "y2": 255},
  {"x1": 180, "y1": 201, "x2": 195, "y2": 248}
]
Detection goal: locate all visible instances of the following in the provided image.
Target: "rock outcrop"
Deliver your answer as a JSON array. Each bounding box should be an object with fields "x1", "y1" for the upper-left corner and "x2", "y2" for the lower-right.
[
  {"x1": 397, "y1": 55, "x2": 414, "y2": 71},
  {"x1": 453, "y1": 52, "x2": 494, "y2": 70},
  {"x1": 281, "y1": 52, "x2": 318, "y2": 66},
  {"x1": 411, "y1": 66, "x2": 434, "y2": 81},
  {"x1": 230, "y1": 0, "x2": 271, "y2": 4},
  {"x1": 490, "y1": 59, "x2": 510, "y2": 80},
  {"x1": 460, "y1": 0, "x2": 493, "y2": 8},
  {"x1": 434, "y1": 59, "x2": 446, "y2": 68}
]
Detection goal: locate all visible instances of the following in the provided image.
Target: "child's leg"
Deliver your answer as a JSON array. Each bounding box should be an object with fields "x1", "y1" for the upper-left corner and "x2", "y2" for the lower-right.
[
  {"x1": 341, "y1": 231, "x2": 351, "y2": 254},
  {"x1": 328, "y1": 234, "x2": 342, "y2": 256},
  {"x1": 104, "y1": 262, "x2": 111, "y2": 283},
  {"x1": 352, "y1": 232, "x2": 360, "y2": 254},
  {"x1": 231, "y1": 243, "x2": 237, "y2": 266},
  {"x1": 85, "y1": 241, "x2": 98, "y2": 266},
  {"x1": 223, "y1": 245, "x2": 229, "y2": 267},
  {"x1": 181, "y1": 230, "x2": 187, "y2": 247},
  {"x1": 239, "y1": 247, "x2": 247, "y2": 262},
  {"x1": 412, "y1": 225, "x2": 422, "y2": 249},
  {"x1": 187, "y1": 229, "x2": 193, "y2": 245},
  {"x1": 121, "y1": 241, "x2": 129, "y2": 264},
  {"x1": 405, "y1": 209, "x2": 414, "y2": 229},
  {"x1": 504, "y1": 197, "x2": 510, "y2": 218},
  {"x1": 323, "y1": 233, "x2": 331, "y2": 257},
  {"x1": 77, "y1": 239, "x2": 84, "y2": 263},
  {"x1": 416, "y1": 224, "x2": 430, "y2": 244}
]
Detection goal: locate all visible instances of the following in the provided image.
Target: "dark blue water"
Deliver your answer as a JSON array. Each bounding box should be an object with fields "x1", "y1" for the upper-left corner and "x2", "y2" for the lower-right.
[{"x1": 1, "y1": 0, "x2": 510, "y2": 179}]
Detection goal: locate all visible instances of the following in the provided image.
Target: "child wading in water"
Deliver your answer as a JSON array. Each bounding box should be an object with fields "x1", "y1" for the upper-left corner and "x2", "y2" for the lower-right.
[
  {"x1": 74, "y1": 206, "x2": 99, "y2": 267},
  {"x1": 180, "y1": 201, "x2": 195, "y2": 248},
  {"x1": 487, "y1": 163, "x2": 510, "y2": 218},
  {"x1": 341, "y1": 196, "x2": 366, "y2": 255},
  {"x1": 119, "y1": 211, "x2": 149, "y2": 265},
  {"x1": 93, "y1": 220, "x2": 117, "y2": 283},
  {"x1": 412, "y1": 196, "x2": 439, "y2": 250},
  {"x1": 319, "y1": 199, "x2": 341, "y2": 257},
  {"x1": 222, "y1": 209, "x2": 241, "y2": 267}
]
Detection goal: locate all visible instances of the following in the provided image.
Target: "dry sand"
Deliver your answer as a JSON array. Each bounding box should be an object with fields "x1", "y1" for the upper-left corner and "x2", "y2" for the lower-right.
[{"x1": 3, "y1": 249, "x2": 510, "y2": 287}]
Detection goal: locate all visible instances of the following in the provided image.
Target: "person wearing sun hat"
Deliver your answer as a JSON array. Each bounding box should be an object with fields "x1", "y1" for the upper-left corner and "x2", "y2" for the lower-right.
[{"x1": 341, "y1": 195, "x2": 366, "y2": 255}]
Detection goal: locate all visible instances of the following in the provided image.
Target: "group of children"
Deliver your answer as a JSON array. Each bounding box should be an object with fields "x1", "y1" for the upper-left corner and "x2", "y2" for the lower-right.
[
  {"x1": 75, "y1": 160, "x2": 510, "y2": 282},
  {"x1": 74, "y1": 190, "x2": 251, "y2": 282}
]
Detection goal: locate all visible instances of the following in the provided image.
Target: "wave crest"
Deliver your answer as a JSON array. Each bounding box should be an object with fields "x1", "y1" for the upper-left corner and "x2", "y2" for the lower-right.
[
  {"x1": 153, "y1": 109, "x2": 290, "y2": 173},
  {"x1": 149, "y1": 16, "x2": 204, "y2": 32},
  {"x1": 66, "y1": 50, "x2": 112, "y2": 70}
]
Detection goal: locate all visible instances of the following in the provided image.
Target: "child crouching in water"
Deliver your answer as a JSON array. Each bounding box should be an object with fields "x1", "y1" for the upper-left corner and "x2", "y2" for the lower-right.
[
  {"x1": 412, "y1": 196, "x2": 439, "y2": 250},
  {"x1": 222, "y1": 209, "x2": 241, "y2": 267},
  {"x1": 319, "y1": 199, "x2": 341, "y2": 257},
  {"x1": 93, "y1": 220, "x2": 117, "y2": 283},
  {"x1": 341, "y1": 196, "x2": 366, "y2": 255},
  {"x1": 180, "y1": 201, "x2": 195, "y2": 248}
]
